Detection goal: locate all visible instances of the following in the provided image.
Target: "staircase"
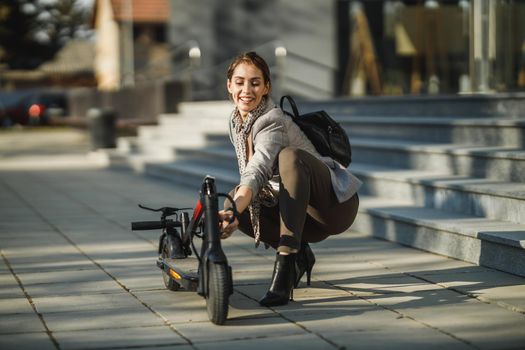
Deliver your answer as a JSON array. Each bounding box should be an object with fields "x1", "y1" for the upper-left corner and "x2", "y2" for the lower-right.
[{"x1": 105, "y1": 95, "x2": 525, "y2": 277}]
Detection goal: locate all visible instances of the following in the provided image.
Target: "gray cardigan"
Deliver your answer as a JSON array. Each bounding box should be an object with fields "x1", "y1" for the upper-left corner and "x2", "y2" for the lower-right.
[{"x1": 229, "y1": 100, "x2": 361, "y2": 203}]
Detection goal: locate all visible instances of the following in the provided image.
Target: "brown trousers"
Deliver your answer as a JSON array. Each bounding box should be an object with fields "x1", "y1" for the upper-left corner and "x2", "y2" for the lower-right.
[{"x1": 227, "y1": 147, "x2": 359, "y2": 253}]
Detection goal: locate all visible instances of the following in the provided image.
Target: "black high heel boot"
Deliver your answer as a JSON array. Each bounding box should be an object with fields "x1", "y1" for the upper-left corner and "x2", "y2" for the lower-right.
[
  {"x1": 259, "y1": 253, "x2": 296, "y2": 307},
  {"x1": 295, "y1": 242, "x2": 315, "y2": 287}
]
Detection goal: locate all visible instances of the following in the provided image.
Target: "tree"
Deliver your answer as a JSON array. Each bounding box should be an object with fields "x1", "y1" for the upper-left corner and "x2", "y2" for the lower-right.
[
  {"x1": 38, "y1": 0, "x2": 91, "y2": 48},
  {"x1": 0, "y1": 0, "x2": 89, "y2": 69}
]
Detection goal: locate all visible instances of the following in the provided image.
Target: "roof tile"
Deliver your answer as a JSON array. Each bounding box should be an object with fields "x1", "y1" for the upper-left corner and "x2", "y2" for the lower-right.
[{"x1": 111, "y1": 0, "x2": 169, "y2": 23}]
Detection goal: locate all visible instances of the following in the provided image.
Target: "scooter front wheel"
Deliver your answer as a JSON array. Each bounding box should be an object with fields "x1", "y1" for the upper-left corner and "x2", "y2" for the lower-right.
[{"x1": 206, "y1": 263, "x2": 230, "y2": 325}]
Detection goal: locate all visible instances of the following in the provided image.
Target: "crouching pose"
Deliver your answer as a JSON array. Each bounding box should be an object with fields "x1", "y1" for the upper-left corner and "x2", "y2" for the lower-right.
[{"x1": 219, "y1": 52, "x2": 361, "y2": 306}]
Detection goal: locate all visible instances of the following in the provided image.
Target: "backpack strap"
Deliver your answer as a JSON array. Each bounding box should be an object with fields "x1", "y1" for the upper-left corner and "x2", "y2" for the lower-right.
[{"x1": 280, "y1": 95, "x2": 300, "y2": 118}]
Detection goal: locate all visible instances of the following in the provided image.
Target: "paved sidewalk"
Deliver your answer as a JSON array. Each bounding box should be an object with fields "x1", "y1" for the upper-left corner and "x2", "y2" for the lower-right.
[{"x1": 1, "y1": 129, "x2": 525, "y2": 350}]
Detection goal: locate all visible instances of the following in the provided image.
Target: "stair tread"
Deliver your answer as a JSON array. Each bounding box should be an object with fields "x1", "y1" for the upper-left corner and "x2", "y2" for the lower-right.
[
  {"x1": 148, "y1": 156, "x2": 525, "y2": 250},
  {"x1": 168, "y1": 148, "x2": 525, "y2": 200},
  {"x1": 336, "y1": 116, "x2": 525, "y2": 126},
  {"x1": 350, "y1": 137, "x2": 525, "y2": 159},
  {"x1": 351, "y1": 163, "x2": 525, "y2": 200},
  {"x1": 175, "y1": 135, "x2": 525, "y2": 160},
  {"x1": 165, "y1": 146, "x2": 525, "y2": 200},
  {"x1": 176, "y1": 145, "x2": 234, "y2": 156},
  {"x1": 157, "y1": 160, "x2": 239, "y2": 183},
  {"x1": 358, "y1": 195, "x2": 525, "y2": 249},
  {"x1": 106, "y1": 98, "x2": 525, "y2": 277}
]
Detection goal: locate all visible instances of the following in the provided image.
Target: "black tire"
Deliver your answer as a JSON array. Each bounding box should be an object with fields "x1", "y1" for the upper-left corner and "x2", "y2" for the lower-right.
[
  {"x1": 206, "y1": 263, "x2": 230, "y2": 325},
  {"x1": 161, "y1": 238, "x2": 180, "y2": 291}
]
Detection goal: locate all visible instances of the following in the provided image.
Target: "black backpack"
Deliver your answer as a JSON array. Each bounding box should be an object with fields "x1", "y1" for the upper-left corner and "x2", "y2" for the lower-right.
[{"x1": 280, "y1": 95, "x2": 352, "y2": 167}]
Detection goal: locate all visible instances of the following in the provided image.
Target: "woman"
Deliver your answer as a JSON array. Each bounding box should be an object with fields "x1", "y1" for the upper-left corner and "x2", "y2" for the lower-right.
[{"x1": 219, "y1": 52, "x2": 361, "y2": 307}]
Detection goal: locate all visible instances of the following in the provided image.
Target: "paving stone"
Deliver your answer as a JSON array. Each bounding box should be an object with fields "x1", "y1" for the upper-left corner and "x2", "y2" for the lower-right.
[
  {"x1": 0, "y1": 272, "x2": 19, "y2": 286},
  {"x1": 335, "y1": 274, "x2": 445, "y2": 296},
  {"x1": 464, "y1": 284, "x2": 525, "y2": 312},
  {"x1": 175, "y1": 315, "x2": 307, "y2": 344},
  {"x1": 0, "y1": 312, "x2": 47, "y2": 334},
  {"x1": 5, "y1": 257, "x2": 95, "y2": 273},
  {"x1": 312, "y1": 260, "x2": 398, "y2": 282},
  {"x1": 193, "y1": 331, "x2": 331, "y2": 350},
  {"x1": 271, "y1": 295, "x2": 470, "y2": 349},
  {"x1": 2, "y1": 131, "x2": 525, "y2": 349},
  {"x1": 123, "y1": 346, "x2": 194, "y2": 350},
  {"x1": 0, "y1": 332, "x2": 56, "y2": 350},
  {"x1": 369, "y1": 289, "x2": 525, "y2": 350},
  {"x1": 17, "y1": 268, "x2": 112, "y2": 286},
  {"x1": 17, "y1": 269, "x2": 123, "y2": 297},
  {"x1": 32, "y1": 291, "x2": 144, "y2": 314},
  {"x1": 95, "y1": 256, "x2": 154, "y2": 269},
  {"x1": 411, "y1": 270, "x2": 525, "y2": 311},
  {"x1": 133, "y1": 289, "x2": 211, "y2": 323},
  {"x1": 0, "y1": 297, "x2": 34, "y2": 315},
  {"x1": 1, "y1": 243, "x2": 81, "y2": 258},
  {"x1": 227, "y1": 291, "x2": 275, "y2": 320},
  {"x1": 322, "y1": 328, "x2": 473, "y2": 350},
  {"x1": 53, "y1": 325, "x2": 188, "y2": 350},
  {"x1": 0, "y1": 284, "x2": 25, "y2": 298},
  {"x1": 105, "y1": 267, "x2": 167, "y2": 292},
  {"x1": 42, "y1": 306, "x2": 166, "y2": 332},
  {"x1": 232, "y1": 269, "x2": 275, "y2": 287}
]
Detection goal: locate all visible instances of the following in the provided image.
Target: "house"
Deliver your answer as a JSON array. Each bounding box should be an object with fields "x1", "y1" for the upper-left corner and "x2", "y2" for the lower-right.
[
  {"x1": 91, "y1": 0, "x2": 170, "y2": 91},
  {"x1": 0, "y1": 39, "x2": 96, "y2": 90}
]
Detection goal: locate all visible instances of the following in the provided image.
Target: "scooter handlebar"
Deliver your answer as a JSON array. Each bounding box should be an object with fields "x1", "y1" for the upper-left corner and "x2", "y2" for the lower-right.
[{"x1": 131, "y1": 220, "x2": 180, "y2": 231}]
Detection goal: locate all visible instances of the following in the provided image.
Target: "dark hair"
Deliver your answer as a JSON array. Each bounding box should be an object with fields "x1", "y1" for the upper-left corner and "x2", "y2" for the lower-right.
[{"x1": 226, "y1": 51, "x2": 272, "y2": 93}]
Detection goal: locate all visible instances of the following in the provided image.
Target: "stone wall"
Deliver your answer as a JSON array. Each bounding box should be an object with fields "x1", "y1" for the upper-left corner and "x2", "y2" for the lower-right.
[
  {"x1": 67, "y1": 79, "x2": 186, "y2": 120},
  {"x1": 168, "y1": 0, "x2": 336, "y2": 100}
]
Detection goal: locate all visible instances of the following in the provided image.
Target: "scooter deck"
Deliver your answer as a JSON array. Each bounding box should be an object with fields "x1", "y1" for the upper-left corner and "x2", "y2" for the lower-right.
[{"x1": 157, "y1": 256, "x2": 199, "y2": 291}]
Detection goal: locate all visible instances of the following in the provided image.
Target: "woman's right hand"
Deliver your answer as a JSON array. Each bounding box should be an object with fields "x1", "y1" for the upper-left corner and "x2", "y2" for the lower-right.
[{"x1": 219, "y1": 209, "x2": 239, "y2": 239}]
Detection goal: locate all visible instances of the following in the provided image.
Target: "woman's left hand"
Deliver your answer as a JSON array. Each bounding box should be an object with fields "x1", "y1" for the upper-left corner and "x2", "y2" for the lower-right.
[{"x1": 219, "y1": 209, "x2": 239, "y2": 239}]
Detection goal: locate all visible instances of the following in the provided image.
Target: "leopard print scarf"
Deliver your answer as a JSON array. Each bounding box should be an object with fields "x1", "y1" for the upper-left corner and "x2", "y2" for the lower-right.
[{"x1": 231, "y1": 97, "x2": 272, "y2": 248}]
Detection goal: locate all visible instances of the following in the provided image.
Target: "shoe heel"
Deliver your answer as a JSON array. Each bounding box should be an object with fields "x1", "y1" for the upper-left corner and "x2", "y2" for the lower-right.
[{"x1": 290, "y1": 287, "x2": 294, "y2": 301}]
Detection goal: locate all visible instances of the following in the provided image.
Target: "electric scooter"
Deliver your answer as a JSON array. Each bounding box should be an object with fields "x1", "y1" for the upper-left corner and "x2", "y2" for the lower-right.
[{"x1": 131, "y1": 176, "x2": 238, "y2": 325}]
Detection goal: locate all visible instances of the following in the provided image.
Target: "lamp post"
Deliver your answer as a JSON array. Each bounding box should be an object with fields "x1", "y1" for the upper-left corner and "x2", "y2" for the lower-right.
[
  {"x1": 121, "y1": 0, "x2": 135, "y2": 88},
  {"x1": 275, "y1": 45, "x2": 287, "y2": 98},
  {"x1": 170, "y1": 40, "x2": 201, "y2": 100},
  {"x1": 470, "y1": 0, "x2": 495, "y2": 93}
]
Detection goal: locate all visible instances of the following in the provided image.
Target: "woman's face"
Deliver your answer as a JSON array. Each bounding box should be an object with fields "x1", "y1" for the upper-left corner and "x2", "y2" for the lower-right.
[{"x1": 227, "y1": 63, "x2": 269, "y2": 118}]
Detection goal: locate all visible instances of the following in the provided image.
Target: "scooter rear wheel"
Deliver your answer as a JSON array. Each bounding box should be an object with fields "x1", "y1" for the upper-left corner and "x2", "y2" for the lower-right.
[{"x1": 206, "y1": 263, "x2": 229, "y2": 325}]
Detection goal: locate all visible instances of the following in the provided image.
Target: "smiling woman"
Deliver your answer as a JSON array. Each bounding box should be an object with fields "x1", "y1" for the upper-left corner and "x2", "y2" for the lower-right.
[
  {"x1": 226, "y1": 53, "x2": 271, "y2": 118},
  {"x1": 219, "y1": 52, "x2": 362, "y2": 307}
]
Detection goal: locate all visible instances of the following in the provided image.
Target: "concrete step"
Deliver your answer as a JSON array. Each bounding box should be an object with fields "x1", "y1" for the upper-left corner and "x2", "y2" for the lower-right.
[
  {"x1": 170, "y1": 147, "x2": 525, "y2": 224},
  {"x1": 300, "y1": 93, "x2": 525, "y2": 118},
  {"x1": 339, "y1": 117, "x2": 525, "y2": 147},
  {"x1": 157, "y1": 113, "x2": 230, "y2": 128},
  {"x1": 144, "y1": 159, "x2": 239, "y2": 194},
  {"x1": 351, "y1": 138, "x2": 525, "y2": 182},
  {"x1": 137, "y1": 120, "x2": 228, "y2": 143},
  {"x1": 156, "y1": 119, "x2": 229, "y2": 132},
  {"x1": 133, "y1": 100, "x2": 231, "y2": 147},
  {"x1": 176, "y1": 100, "x2": 232, "y2": 116},
  {"x1": 173, "y1": 145, "x2": 236, "y2": 171},
  {"x1": 354, "y1": 195, "x2": 525, "y2": 277},
  {"x1": 103, "y1": 149, "x2": 173, "y2": 173},
  {"x1": 133, "y1": 156, "x2": 525, "y2": 278},
  {"x1": 204, "y1": 132, "x2": 232, "y2": 147},
  {"x1": 185, "y1": 132, "x2": 525, "y2": 181},
  {"x1": 352, "y1": 164, "x2": 525, "y2": 225},
  {"x1": 116, "y1": 136, "x2": 139, "y2": 154},
  {"x1": 106, "y1": 97, "x2": 525, "y2": 279},
  {"x1": 204, "y1": 133, "x2": 231, "y2": 146}
]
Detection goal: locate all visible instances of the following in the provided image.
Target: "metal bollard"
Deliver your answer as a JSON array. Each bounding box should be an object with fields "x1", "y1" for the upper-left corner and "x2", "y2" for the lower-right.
[{"x1": 87, "y1": 108, "x2": 116, "y2": 150}]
